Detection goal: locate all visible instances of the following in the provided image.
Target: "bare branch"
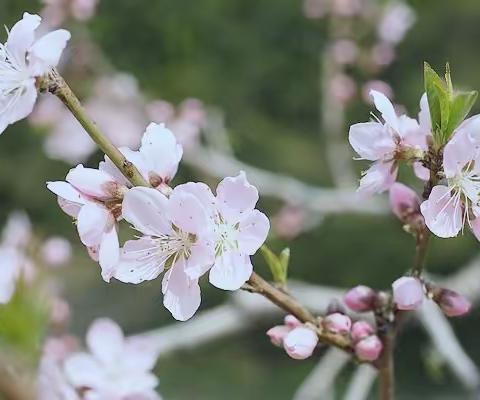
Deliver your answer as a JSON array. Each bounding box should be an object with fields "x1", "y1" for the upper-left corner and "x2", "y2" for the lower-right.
[{"x1": 344, "y1": 364, "x2": 377, "y2": 400}]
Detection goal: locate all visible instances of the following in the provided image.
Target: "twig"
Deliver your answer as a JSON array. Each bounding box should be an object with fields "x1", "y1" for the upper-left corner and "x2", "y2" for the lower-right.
[
  {"x1": 41, "y1": 69, "x2": 149, "y2": 188},
  {"x1": 293, "y1": 348, "x2": 350, "y2": 400}
]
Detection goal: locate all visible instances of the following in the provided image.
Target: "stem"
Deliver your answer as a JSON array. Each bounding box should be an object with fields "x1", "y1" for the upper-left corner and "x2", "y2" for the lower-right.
[
  {"x1": 41, "y1": 69, "x2": 149, "y2": 187},
  {"x1": 378, "y1": 331, "x2": 395, "y2": 400},
  {"x1": 247, "y1": 272, "x2": 353, "y2": 352},
  {"x1": 412, "y1": 228, "x2": 429, "y2": 278}
]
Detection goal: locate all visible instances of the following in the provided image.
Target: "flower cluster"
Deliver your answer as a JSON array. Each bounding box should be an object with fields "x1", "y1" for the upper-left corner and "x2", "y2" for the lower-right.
[
  {"x1": 38, "y1": 318, "x2": 161, "y2": 399},
  {"x1": 48, "y1": 122, "x2": 270, "y2": 320}
]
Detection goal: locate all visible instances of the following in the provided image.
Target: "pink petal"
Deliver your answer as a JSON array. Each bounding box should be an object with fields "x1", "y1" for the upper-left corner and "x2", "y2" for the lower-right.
[
  {"x1": 28, "y1": 29, "x2": 71, "y2": 76},
  {"x1": 413, "y1": 162, "x2": 430, "y2": 181},
  {"x1": 370, "y1": 90, "x2": 399, "y2": 132},
  {"x1": 357, "y1": 161, "x2": 397, "y2": 196},
  {"x1": 77, "y1": 203, "x2": 111, "y2": 247},
  {"x1": 184, "y1": 236, "x2": 215, "y2": 279},
  {"x1": 98, "y1": 226, "x2": 120, "y2": 282},
  {"x1": 209, "y1": 251, "x2": 253, "y2": 290},
  {"x1": 216, "y1": 172, "x2": 259, "y2": 223},
  {"x1": 283, "y1": 327, "x2": 318, "y2": 360},
  {"x1": 173, "y1": 182, "x2": 216, "y2": 218},
  {"x1": 66, "y1": 165, "x2": 114, "y2": 200},
  {"x1": 3, "y1": 81, "x2": 38, "y2": 126},
  {"x1": 389, "y1": 182, "x2": 420, "y2": 220},
  {"x1": 47, "y1": 181, "x2": 87, "y2": 204},
  {"x1": 122, "y1": 187, "x2": 171, "y2": 236},
  {"x1": 168, "y1": 187, "x2": 209, "y2": 234},
  {"x1": 348, "y1": 122, "x2": 394, "y2": 161},
  {"x1": 420, "y1": 185, "x2": 462, "y2": 238},
  {"x1": 443, "y1": 128, "x2": 475, "y2": 178},
  {"x1": 114, "y1": 238, "x2": 164, "y2": 284},
  {"x1": 237, "y1": 210, "x2": 270, "y2": 255},
  {"x1": 86, "y1": 318, "x2": 124, "y2": 365},
  {"x1": 64, "y1": 353, "x2": 103, "y2": 389},
  {"x1": 162, "y1": 259, "x2": 201, "y2": 321},
  {"x1": 392, "y1": 276, "x2": 424, "y2": 310}
]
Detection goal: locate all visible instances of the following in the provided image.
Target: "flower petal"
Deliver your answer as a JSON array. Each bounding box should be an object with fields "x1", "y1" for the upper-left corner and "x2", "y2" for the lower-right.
[
  {"x1": 237, "y1": 210, "x2": 270, "y2": 255},
  {"x1": 86, "y1": 318, "x2": 124, "y2": 365},
  {"x1": 114, "y1": 238, "x2": 164, "y2": 284},
  {"x1": 66, "y1": 165, "x2": 115, "y2": 200},
  {"x1": 98, "y1": 226, "x2": 119, "y2": 282},
  {"x1": 209, "y1": 251, "x2": 252, "y2": 291},
  {"x1": 370, "y1": 90, "x2": 398, "y2": 132},
  {"x1": 64, "y1": 353, "x2": 103, "y2": 389},
  {"x1": 28, "y1": 29, "x2": 71, "y2": 76},
  {"x1": 184, "y1": 236, "x2": 215, "y2": 279},
  {"x1": 77, "y1": 203, "x2": 111, "y2": 247},
  {"x1": 3, "y1": 81, "x2": 38, "y2": 127},
  {"x1": 122, "y1": 187, "x2": 171, "y2": 236},
  {"x1": 6, "y1": 13, "x2": 41, "y2": 62},
  {"x1": 216, "y1": 171, "x2": 258, "y2": 222},
  {"x1": 0, "y1": 248, "x2": 20, "y2": 304},
  {"x1": 162, "y1": 259, "x2": 201, "y2": 321},
  {"x1": 357, "y1": 161, "x2": 397, "y2": 196},
  {"x1": 47, "y1": 181, "x2": 87, "y2": 204},
  {"x1": 168, "y1": 187, "x2": 208, "y2": 234},
  {"x1": 420, "y1": 185, "x2": 462, "y2": 238},
  {"x1": 348, "y1": 122, "x2": 394, "y2": 161}
]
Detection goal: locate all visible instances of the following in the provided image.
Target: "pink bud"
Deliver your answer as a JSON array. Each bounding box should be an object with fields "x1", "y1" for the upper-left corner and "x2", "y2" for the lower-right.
[
  {"x1": 41, "y1": 237, "x2": 72, "y2": 267},
  {"x1": 355, "y1": 335, "x2": 383, "y2": 361},
  {"x1": 434, "y1": 289, "x2": 471, "y2": 317},
  {"x1": 267, "y1": 325, "x2": 291, "y2": 347},
  {"x1": 389, "y1": 183, "x2": 420, "y2": 221},
  {"x1": 283, "y1": 327, "x2": 319, "y2": 360},
  {"x1": 284, "y1": 315, "x2": 301, "y2": 328},
  {"x1": 351, "y1": 321, "x2": 374, "y2": 342},
  {"x1": 324, "y1": 313, "x2": 352, "y2": 335},
  {"x1": 392, "y1": 276, "x2": 424, "y2": 310},
  {"x1": 344, "y1": 285, "x2": 376, "y2": 312}
]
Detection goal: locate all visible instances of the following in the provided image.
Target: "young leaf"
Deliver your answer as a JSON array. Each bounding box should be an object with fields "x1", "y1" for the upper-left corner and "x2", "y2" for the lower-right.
[
  {"x1": 260, "y1": 245, "x2": 289, "y2": 285},
  {"x1": 445, "y1": 90, "x2": 478, "y2": 137},
  {"x1": 424, "y1": 62, "x2": 447, "y2": 136}
]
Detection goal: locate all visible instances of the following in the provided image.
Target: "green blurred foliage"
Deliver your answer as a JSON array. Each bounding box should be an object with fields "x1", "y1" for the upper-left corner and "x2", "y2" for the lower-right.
[{"x1": 1, "y1": 0, "x2": 480, "y2": 398}]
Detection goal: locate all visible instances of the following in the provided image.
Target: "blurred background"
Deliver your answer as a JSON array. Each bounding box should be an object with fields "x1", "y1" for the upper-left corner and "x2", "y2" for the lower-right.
[{"x1": 1, "y1": 0, "x2": 480, "y2": 398}]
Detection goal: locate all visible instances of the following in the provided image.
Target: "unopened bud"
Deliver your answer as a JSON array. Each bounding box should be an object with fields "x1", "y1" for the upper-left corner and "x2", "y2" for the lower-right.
[
  {"x1": 355, "y1": 335, "x2": 383, "y2": 361},
  {"x1": 324, "y1": 313, "x2": 352, "y2": 335},
  {"x1": 266, "y1": 325, "x2": 291, "y2": 347},
  {"x1": 392, "y1": 276, "x2": 424, "y2": 310},
  {"x1": 389, "y1": 183, "x2": 420, "y2": 222},
  {"x1": 433, "y1": 288, "x2": 471, "y2": 317},
  {"x1": 283, "y1": 327, "x2": 319, "y2": 360},
  {"x1": 284, "y1": 314, "x2": 301, "y2": 328},
  {"x1": 351, "y1": 321, "x2": 374, "y2": 342},
  {"x1": 344, "y1": 285, "x2": 376, "y2": 312}
]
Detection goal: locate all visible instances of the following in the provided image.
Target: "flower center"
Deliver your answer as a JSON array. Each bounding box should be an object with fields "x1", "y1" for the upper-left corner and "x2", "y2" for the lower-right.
[{"x1": 214, "y1": 221, "x2": 238, "y2": 256}]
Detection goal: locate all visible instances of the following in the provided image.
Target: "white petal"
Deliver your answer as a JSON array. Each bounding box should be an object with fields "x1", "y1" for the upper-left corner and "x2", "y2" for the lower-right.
[
  {"x1": 6, "y1": 13, "x2": 41, "y2": 62},
  {"x1": 1, "y1": 81, "x2": 38, "y2": 129},
  {"x1": 237, "y1": 210, "x2": 270, "y2": 255},
  {"x1": 357, "y1": 161, "x2": 397, "y2": 196},
  {"x1": 216, "y1": 171, "x2": 258, "y2": 223},
  {"x1": 370, "y1": 90, "x2": 399, "y2": 132},
  {"x1": 86, "y1": 318, "x2": 124, "y2": 365},
  {"x1": 122, "y1": 187, "x2": 171, "y2": 236},
  {"x1": 77, "y1": 203, "x2": 111, "y2": 247},
  {"x1": 28, "y1": 29, "x2": 71, "y2": 76},
  {"x1": 184, "y1": 236, "x2": 215, "y2": 279},
  {"x1": 168, "y1": 187, "x2": 209, "y2": 234},
  {"x1": 114, "y1": 238, "x2": 164, "y2": 284},
  {"x1": 66, "y1": 165, "x2": 114, "y2": 200},
  {"x1": 140, "y1": 123, "x2": 183, "y2": 183},
  {"x1": 209, "y1": 251, "x2": 253, "y2": 291},
  {"x1": 348, "y1": 122, "x2": 394, "y2": 161},
  {"x1": 64, "y1": 353, "x2": 103, "y2": 389},
  {"x1": 98, "y1": 226, "x2": 120, "y2": 282},
  {"x1": 173, "y1": 182, "x2": 216, "y2": 218},
  {"x1": 162, "y1": 259, "x2": 201, "y2": 321},
  {"x1": 47, "y1": 181, "x2": 88, "y2": 204}
]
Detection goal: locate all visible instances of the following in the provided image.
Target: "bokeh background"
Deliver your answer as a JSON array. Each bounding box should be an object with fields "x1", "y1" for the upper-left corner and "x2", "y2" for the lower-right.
[{"x1": 1, "y1": 0, "x2": 480, "y2": 398}]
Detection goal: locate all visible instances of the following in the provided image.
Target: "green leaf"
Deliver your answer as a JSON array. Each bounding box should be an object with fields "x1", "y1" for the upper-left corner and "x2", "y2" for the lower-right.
[
  {"x1": 424, "y1": 62, "x2": 447, "y2": 137},
  {"x1": 260, "y1": 245, "x2": 289, "y2": 285},
  {"x1": 445, "y1": 90, "x2": 478, "y2": 137}
]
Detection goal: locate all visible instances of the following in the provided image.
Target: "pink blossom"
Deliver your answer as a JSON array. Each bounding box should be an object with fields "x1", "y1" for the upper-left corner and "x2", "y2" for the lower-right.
[
  {"x1": 1, "y1": 211, "x2": 32, "y2": 249},
  {"x1": 330, "y1": 40, "x2": 358, "y2": 65},
  {"x1": 378, "y1": 2, "x2": 416, "y2": 45},
  {"x1": 392, "y1": 276, "x2": 424, "y2": 310},
  {"x1": 42, "y1": 236, "x2": 72, "y2": 267},
  {"x1": 38, "y1": 358, "x2": 79, "y2": 400},
  {"x1": 267, "y1": 325, "x2": 291, "y2": 347},
  {"x1": 420, "y1": 116, "x2": 480, "y2": 238},
  {"x1": 330, "y1": 73, "x2": 356, "y2": 104},
  {"x1": 371, "y1": 42, "x2": 396, "y2": 67},
  {"x1": 0, "y1": 13, "x2": 70, "y2": 134},
  {"x1": 324, "y1": 313, "x2": 352, "y2": 334},
  {"x1": 208, "y1": 172, "x2": 270, "y2": 291},
  {"x1": 64, "y1": 318, "x2": 161, "y2": 399},
  {"x1": 47, "y1": 162, "x2": 128, "y2": 281},
  {"x1": 71, "y1": 0, "x2": 99, "y2": 21},
  {"x1": 283, "y1": 326, "x2": 318, "y2": 360},
  {"x1": 114, "y1": 184, "x2": 216, "y2": 321},
  {"x1": 349, "y1": 91, "x2": 427, "y2": 195},
  {"x1": 272, "y1": 205, "x2": 306, "y2": 240},
  {"x1": 389, "y1": 183, "x2": 420, "y2": 221},
  {"x1": 362, "y1": 81, "x2": 394, "y2": 104},
  {"x1": 355, "y1": 335, "x2": 383, "y2": 361},
  {"x1": 433, "y1": 288, "x2": 471, "y2": 317},
  {"x1": 351, "y1": 321, "x2": 374, "y2": 342},
  {"x1": 344, "y1": 285, "x2": 376, "y2": 312}
]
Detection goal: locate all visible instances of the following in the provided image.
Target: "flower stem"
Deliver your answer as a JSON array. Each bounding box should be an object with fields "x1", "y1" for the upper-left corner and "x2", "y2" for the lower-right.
[
  {"x1": 378, "y1": 330, "x2": 395, "y2": 400},
  {"x1": 247, "y1": 271, "x2": 353, "y2": 352},
  {"x1": 40, "y1": 69, "x2": 149, "y2": 187}
]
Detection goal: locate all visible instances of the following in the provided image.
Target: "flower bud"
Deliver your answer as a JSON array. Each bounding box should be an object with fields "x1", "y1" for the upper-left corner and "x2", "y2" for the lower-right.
[
  {"x1": 283, "y1": 327, "x2": 319, "y2": 360},
  {"x1": 266, "y1": 325, "x2": 291, "y2": 347},
  {"x1": 355, "y1": 335, "x2": 383, "y2": 362},
  {"x1": 392, "y1": 276, "x2": 424, "y2": 310},
  {"x1": 351, "y1": 321, "x2": 374, "y2": 342},
  {"x1": 344, "y1": 285, "x2": 376, "y2": 312},
  {"x1": 433, "y1": 288, "x2": 471, "y2": 317},
  {"x1": 284, "y1": 314, "x2": 301, "y2": 328},
  {"x1": 324, "y1": 313, "x2": 352, "y2": 335},
  {"x1": 389, "y1": 183, "x2": 420, "y2": 221}
]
